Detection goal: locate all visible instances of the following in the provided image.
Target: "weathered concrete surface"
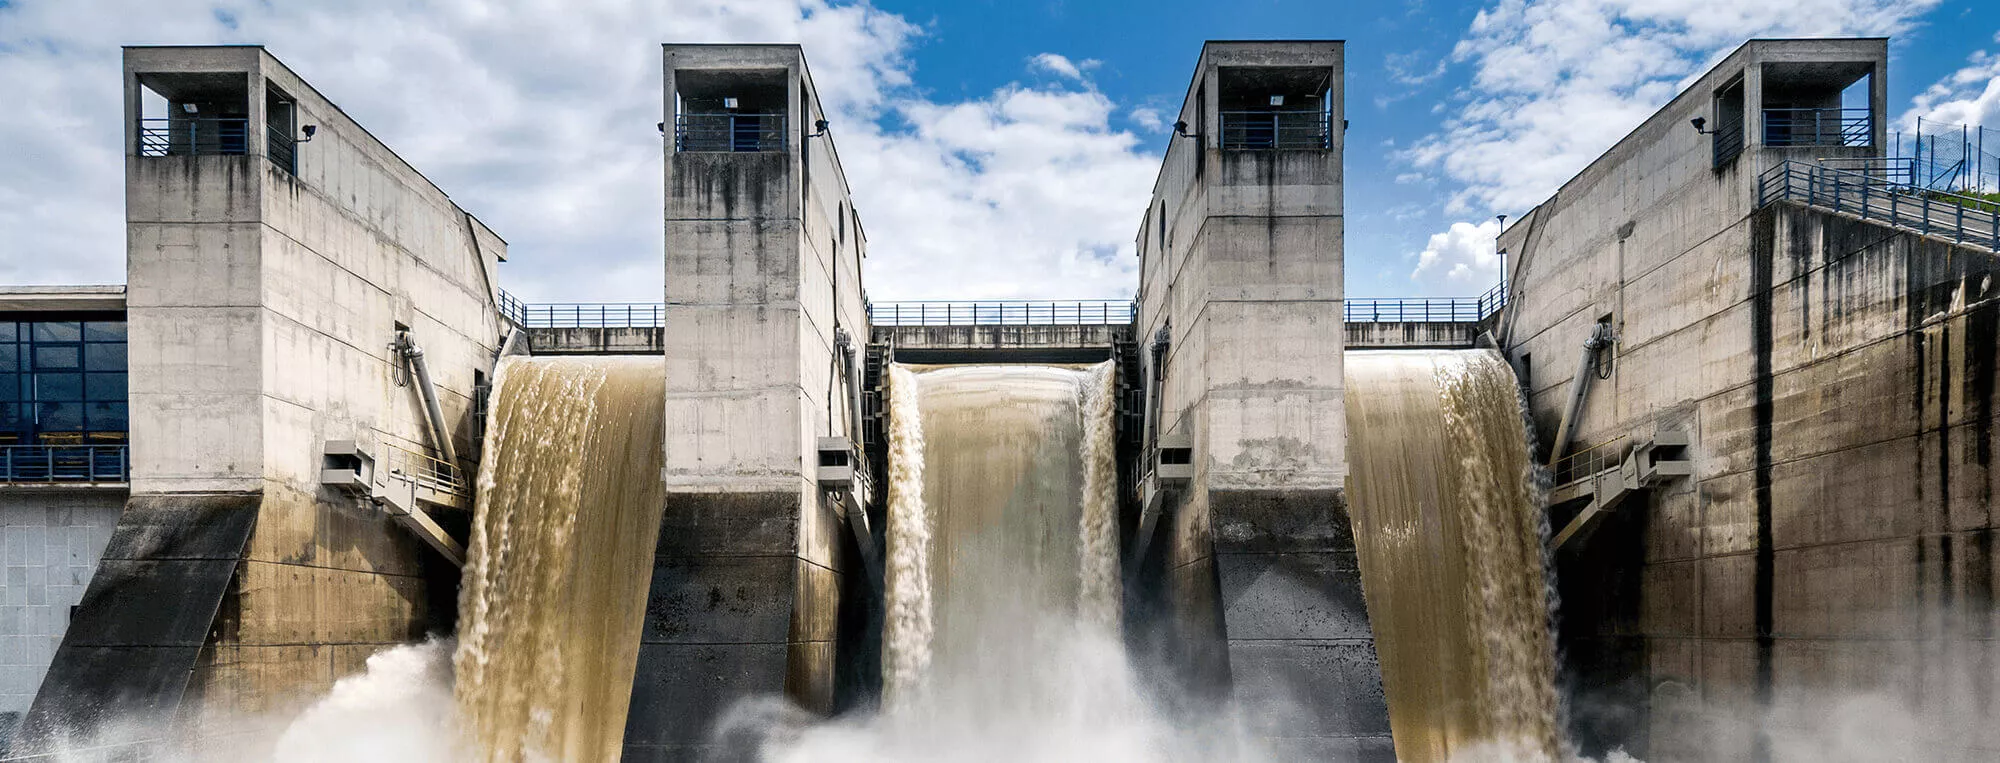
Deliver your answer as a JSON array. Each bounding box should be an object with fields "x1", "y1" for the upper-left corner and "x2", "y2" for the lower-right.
[
  {"x1": 1495, "y1": 38, "x2": 2000, "y2": 760},
  {"x1": 1344, "y1": 321, "x2": 1479, "y2": 349},
  {"x1": 0, "y1": 286, "x2": 126, "y2": 313},
  {"x1": 24, "y1": 46, "x2": 507, "y2": 748},
  {"x1": 526, "y1": 326, "x2": 664, "y2": 355},
  {"x1": 1130, "y1": 41, "x2": 1388, "y2": 758},
  {"x1": 635, "y1": 44, "x2": 869, "y2": 759},
  {"x1": 874, "y1": 323, "x2": 1128, "y2": 364}
]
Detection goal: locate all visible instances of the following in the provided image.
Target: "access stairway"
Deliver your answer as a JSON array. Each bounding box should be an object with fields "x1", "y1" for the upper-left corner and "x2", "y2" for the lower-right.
[{"x1": 1549, "y1": 431, "x2": 1692, "y2": 549}]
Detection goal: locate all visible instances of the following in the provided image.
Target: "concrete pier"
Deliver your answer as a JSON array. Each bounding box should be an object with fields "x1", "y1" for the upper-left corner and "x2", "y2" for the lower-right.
[
  {"x1": 1130, "y1": 41, "x2": 1390, "y2": 759},
  {"x1": 17, "y1": 46, "x2": 507, "y2": 750},
  {"x1": 631, "y1": 44, "x2": 871, "y2": 761}
]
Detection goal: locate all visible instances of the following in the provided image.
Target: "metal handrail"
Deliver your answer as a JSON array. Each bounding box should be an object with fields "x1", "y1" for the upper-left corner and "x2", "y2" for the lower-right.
[
  {"x1": 1763, "y1": 108, "x2": 1872, "y2": 148},
  {"x1": 267, "y1": 124, "x2": 297, "y2": 174},
  {"x1": 868, "y1": 300, "x2": 1137, "y2": 327},
  {"x1": 0, "y1": 445, "x2": 130, "y2": 483},
  {"x1": 498, "y1": 289, "x2": 527, "y2": 326},
  {"x1": 675, "y1": 112, "x2": 786, "y2": 153},
  {"x1": 1345, "y1": 286, "x2": 1506, "y2": 323},
  {"x1": 513, "y1": 303, "x2": 666, "y2": 328},
  {"x1": 378, "y1": 441, "x2": 467, "y2": 497},
  {"x1": 1553, "y1": 436, "x2": 1626, "y2": 489},
  {"x1": 1758, "y1": 159, "x2": 2000, "y2": 252},
  {"x1": 1712, "y1": 114, "x2": 1746, "y2": 168},
  {"x1": 1220, "y1": 110, "x2": 1330, "y2": 150},
  {"x1": 137, "y1": 117, "x2": 249, "y2": 157}
]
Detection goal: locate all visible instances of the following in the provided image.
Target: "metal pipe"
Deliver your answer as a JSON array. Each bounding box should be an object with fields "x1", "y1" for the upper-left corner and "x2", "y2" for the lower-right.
[
  {"x1": 397, "y1": 331, "x2": 459, "y2": 468},
  {"x1": 837, "y1": 327, "x2": 865, "y2": 447},
  {"x1": 1547, "y1": 322, "x2": 1614, "y2": 469}
]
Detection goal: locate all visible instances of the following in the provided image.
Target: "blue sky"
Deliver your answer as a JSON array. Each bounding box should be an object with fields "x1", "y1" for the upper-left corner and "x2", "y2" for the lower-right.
[
  {"x1": 1, "y1": 0, "x2": 1998, "y2": 302},
  {"x1": 870, "y1": 0, "x2": 2000, "y2": 297}
]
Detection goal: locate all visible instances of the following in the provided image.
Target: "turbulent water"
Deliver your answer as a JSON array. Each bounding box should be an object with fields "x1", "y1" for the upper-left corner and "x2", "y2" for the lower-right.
[
  {"x1": 453, "y1": 356, "x2": 666, "y2": 762},
  {"x1": 884, "y1": 363, "x2": 1122, "y2": 701},
  {"x1": 1344, "y1": 350, "x2": 1563, "y2": 762},
  {"x1": 750, "y1": 361, "x2": 1218, "y2": 762}
]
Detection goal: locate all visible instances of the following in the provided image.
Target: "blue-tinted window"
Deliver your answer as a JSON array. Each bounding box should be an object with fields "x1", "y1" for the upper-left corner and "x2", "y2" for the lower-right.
[
  {"x1": 38, "y1": 402, "x2": 84, "y2": 432},
  {"x1": 85, "y1": 343, "x2": 124, "y2": 372},
  {"x1": 87, "y1": 402, "x2": 127, "y2": 433},
  {"x1": 1, "y1": 316, "x2": 125, "y2": 445},
  {"x1": 32, "y1": 322, "x2": 80, "y2": 342},
  {"x1": 35, "y1": 346, "x2": 79, "y2": 370},
  {"x1": 36, "y1": 373, "x2": 82, "y2": 401},
  {"x1": 86, "y1": 373, "x2": 126, "y2": 401},
  {"x1": 83, "y1": 322, "x2": 126, "y2": 342}
]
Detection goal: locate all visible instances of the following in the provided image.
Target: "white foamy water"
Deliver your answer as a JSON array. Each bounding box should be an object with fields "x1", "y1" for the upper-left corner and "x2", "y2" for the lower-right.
[{"x1": 744, "y1": 362, "x2": 1266, "y2": 763}]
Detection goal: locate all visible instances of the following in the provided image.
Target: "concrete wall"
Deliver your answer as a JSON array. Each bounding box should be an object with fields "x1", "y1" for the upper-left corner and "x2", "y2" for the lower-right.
[
  {"x1": 0, "y1": 490, "x2": 123, "y2": 748},
  {"x1": 874, "y1": 323, "x2": 1128, "y2": 364},
  {"x1": 635, "y1": 44, "x2": 869, "y2": 759},
  {"x1": 1129, "y1": 41, "x2": 1387, "y2": 758},
  {"x1": 1344, "y1": 321, "x2": 1480, "y2": 349},
  {"x1": 1486, "y1": 38, "x2": 2000, "y2": 760},
  {"x1": 526, "y1": 326, "x2": 665, "y2": 355},
  {"x1": 24, "y1": 46, "x2": 506, "y2": 747}
]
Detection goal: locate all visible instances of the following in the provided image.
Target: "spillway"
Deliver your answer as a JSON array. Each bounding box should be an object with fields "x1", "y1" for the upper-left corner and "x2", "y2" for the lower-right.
[
  {"x1": 454, "y1": 356, "x2": 666, "y2": 762},
  {"x1": 882, "y1": 362, "x2": 1122, "y2": 702},
  {"x1": 1344, "y1": 349, "x2": 1563, "y2": 762}
]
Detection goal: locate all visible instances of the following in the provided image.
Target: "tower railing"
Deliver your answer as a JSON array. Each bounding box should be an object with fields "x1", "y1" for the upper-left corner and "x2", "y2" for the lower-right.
[
  {"x1": 1220, "y1": 110, "x2": 1331, "y2": 150},
  {"x1": 1762, "y1": 108, "x2": 1873, "y2": 148},
  {"x1": 137, "y1": 117, "x2": 249, "y2": 157},
  {"x1": 674, "y1": 112, "x2": 787, "y2": 153}
]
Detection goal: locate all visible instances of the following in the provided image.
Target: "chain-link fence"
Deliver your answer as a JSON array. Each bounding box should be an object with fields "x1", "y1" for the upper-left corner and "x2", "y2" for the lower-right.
[{"x1": 1896, "y1": 117, "x2": 2000, "y2": 195}]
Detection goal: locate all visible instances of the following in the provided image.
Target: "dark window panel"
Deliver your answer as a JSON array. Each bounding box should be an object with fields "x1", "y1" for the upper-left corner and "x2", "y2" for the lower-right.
[
  {"x1": 83, "y1": 322, "x2": 127, "y2": 342},
  {"x1": 86, "y1": 373, "x2": 128, "y2": 402},
  {"x1": 0, "y1": 373, "x2": 14, "y2": 402},
  {"x1": 85, "y1": 343, "x2": 126, "y2": 372},
  {"x1": 34, "y1": 346, "x2": 80, "y2": 370},
  {"x1": 0, "y1": 322, "x2": 14, "y2": 342},
  {"x1": 87, "y1": 402, "x2": 128, "y2": 433},
  {"x1": 32, "y1": 322, "x2": 81, "y2": 342},
  {"x1": 0, "y1": 344, "x2": 18, "y2": 372},
  {"x1": 0, "y1": 402, "x2": 24, "y2": 431},
  {"x1": 34, "y1": 373, "x2": 82, "y2": 401},
  {"x1": 38, "y1": 402, "x2": 84, "y2": 432}
]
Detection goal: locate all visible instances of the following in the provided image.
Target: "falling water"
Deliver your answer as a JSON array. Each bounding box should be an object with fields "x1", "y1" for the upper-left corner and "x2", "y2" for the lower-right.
[
  {"x1": 882, "y1": 364, "x2": 935, "y2": 706},
  {"x1": 1344, "y1": 350, "x2": 1563, "y2": 762},
  {"x1": 883, "y1": 363, "x2": 1123, "y2": 699},
  {"x1": 757, "y1": 361, "x2": 1177, "y2": 761},
  {"x1": 453, "y1": 356, "x2": 666, "y2": 763}
]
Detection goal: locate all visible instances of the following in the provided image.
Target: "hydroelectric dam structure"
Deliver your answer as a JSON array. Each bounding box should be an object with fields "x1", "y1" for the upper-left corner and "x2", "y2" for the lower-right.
[{"x1": 0, "y1": 36, "x2": 1997, "y2": 763}]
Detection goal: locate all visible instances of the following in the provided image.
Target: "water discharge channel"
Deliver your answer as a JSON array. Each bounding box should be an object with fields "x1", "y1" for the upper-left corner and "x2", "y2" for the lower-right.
[
  {"x1": 1344, "y1": 350, "x2": 1563, "y2": 762},
  {"x1": 455, "y1": 356, "x2": 666, "y2": 762}
]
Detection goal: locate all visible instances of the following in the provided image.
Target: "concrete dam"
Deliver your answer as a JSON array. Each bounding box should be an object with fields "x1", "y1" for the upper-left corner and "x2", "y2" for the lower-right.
[{"x1": 3, "y1": 35, "x2": 1999, "y2": 763}]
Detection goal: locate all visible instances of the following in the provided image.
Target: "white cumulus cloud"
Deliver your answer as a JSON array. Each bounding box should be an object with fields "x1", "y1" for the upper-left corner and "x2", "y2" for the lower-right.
[
  {"x1": 0, "y1": 1, "x2": 1156, "y2": 302},
  {"x1": 1901, "y1": 32, "x2": 2000, "y2": 130},
  {"x1": 1402, "y1": 0, "x2": 1941, "y2": 290},
  {"x1": 1411, "y1": 218, "x2": 1502, "y2": 291}
]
